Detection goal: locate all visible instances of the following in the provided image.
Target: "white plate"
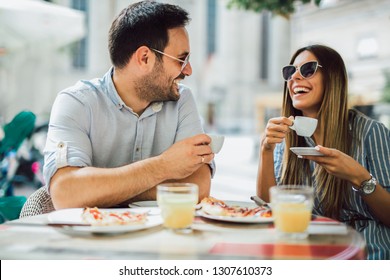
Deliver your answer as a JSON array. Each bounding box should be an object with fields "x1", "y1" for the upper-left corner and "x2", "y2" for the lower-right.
[
  {"x1": 198, "y1": 200, "x2": 273, "y2": 224},
  {"x1": 290, "y1": 147, "x2": 324, "y2": 156},
  {"x1": 128, "y1": 201, "x2": 158, "y2": 208},
  {"x1": 48, "y1": 208, "x2": 163, "y2": 235}
]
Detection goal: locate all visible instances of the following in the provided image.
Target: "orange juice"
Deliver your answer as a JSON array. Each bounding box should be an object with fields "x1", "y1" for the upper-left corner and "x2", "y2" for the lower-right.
[
  {"x1": 157, "y1": 194, "x2": 198, "y2": 229},
  {"x1": 273, "y1": 203, "x2": 311, "y2": 233}
]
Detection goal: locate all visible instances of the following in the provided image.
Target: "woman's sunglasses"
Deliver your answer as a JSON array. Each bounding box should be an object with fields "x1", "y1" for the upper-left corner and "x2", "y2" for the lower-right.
[{"x1": 282, "y1": 61, "x2": 322, "y2": 81}]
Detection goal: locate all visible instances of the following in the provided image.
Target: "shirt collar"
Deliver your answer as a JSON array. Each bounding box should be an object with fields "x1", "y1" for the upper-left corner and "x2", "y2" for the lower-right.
[
  {"x1": 103, "y1": 67, "x2": 125, "y2": 110},
  {"x1": 304, "y1": 136, "x2": 316, "y2": 147}
]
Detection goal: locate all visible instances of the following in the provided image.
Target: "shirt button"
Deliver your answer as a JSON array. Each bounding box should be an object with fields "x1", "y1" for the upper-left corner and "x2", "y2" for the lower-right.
[
  {"x1": 136, "y1": 147, "x2": 140, "y2": 152},
  {"x1": 152, "y1": 102, "x2": 163, "y2": 112},
  {"x1": 57, "y1": 142, "x2": 65, "y2": 148}
]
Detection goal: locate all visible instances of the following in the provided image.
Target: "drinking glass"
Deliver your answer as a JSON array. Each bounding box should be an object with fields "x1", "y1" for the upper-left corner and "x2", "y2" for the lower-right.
[
  {"x1": 157, "y1": 183, "x2": 198, "y2": 233},
  {"x1": 270, "y1": 185, "x2": 314, "y2": 239}
]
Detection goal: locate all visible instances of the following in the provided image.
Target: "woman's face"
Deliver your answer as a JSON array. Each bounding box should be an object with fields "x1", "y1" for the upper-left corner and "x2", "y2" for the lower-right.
[{"x1": 287, "y1": 50, "x2": 324, "y2": 118}]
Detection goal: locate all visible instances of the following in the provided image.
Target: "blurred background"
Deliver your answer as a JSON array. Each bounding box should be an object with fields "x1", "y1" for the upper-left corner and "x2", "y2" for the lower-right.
[{"x1": 1, "y1": 0, "x2": 390, "y2": 202}]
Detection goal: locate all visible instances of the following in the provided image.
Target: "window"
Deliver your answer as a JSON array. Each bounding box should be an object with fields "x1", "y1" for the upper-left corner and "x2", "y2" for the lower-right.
[
  {"x1": 260, "y1": 11, "x2": 270, "y2": 80},
  {"x1": 71, "y1": 0, "x2": 88, "y2": 69},
  {"x1": 207, "y1": 0, "x2": 217, "y2": 56}
]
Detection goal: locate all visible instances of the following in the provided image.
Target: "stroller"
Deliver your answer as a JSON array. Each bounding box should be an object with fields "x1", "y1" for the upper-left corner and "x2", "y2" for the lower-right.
[
  {"x1": 0, "y1": 111, "x2": 38, "y2": 222},
  {"x1": 0, "y1": 111, "x2": 37, "y2": 197}
]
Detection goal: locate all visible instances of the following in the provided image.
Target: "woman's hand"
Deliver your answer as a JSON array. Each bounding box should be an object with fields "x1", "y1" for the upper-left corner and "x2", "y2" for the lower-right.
[
  {"x1": 304, "y1": 145, "x2": 370, "y2": 186},
  {"x1": 305, "y1": 145, "x2": 390, "y2": 227},
  {"x1": 261, "y1": 116, "x2": 294, "y2": 152}
]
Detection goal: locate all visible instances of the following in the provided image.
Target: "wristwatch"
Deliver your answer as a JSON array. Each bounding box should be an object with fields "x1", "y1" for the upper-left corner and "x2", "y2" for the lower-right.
[{"x1": 352, "y1": 174, "x2": 377, "y2": 196}]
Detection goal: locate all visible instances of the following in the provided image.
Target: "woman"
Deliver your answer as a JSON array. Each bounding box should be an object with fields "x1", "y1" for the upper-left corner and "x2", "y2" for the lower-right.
[{"x1": 257, "y1": 44, "x2": 390, "y2": 259}]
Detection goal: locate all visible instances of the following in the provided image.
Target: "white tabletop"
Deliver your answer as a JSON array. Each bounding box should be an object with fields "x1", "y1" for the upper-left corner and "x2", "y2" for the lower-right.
[{"x1": 0, "y1": 205, "x2": 366, "y2": 260}]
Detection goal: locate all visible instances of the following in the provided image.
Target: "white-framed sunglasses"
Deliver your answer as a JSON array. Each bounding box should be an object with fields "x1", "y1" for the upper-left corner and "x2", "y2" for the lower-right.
[
  {"x1": 150, "y1": 48, "x2": 190, "y2": 72},
  {"x1": 282, "y1": 61, "x2": 322, "y2": 81}
]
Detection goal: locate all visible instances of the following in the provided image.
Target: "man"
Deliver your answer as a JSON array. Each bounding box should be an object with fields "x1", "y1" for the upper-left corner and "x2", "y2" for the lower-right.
[{"x1": 43, "y1": 1, "x2": 215, "y2": 209}]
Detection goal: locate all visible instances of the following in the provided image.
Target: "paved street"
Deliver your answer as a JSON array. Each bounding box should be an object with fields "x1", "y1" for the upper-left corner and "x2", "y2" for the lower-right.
[{"x1": 210, "y1": 134, "x2": 259, "y2": 202}]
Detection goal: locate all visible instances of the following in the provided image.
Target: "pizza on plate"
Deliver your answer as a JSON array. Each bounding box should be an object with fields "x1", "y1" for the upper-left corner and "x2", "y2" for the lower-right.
[
  {"x1": 200, "y1": 197, "x2": 272, "y2": 218},
  {"x1": 82, "y1": 207, "x2": 148, "y2": 226}
]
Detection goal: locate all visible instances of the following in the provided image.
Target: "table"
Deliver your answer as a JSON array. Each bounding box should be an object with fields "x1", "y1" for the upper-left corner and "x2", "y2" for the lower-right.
[{"x1": 0, "y1": 206, "x2": 366, "y2": 260}]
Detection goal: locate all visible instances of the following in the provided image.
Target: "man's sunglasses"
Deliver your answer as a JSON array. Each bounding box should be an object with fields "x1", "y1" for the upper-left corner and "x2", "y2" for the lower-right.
[{"x1": 282, "y1": 61, "x2": 322, "y2": 81}]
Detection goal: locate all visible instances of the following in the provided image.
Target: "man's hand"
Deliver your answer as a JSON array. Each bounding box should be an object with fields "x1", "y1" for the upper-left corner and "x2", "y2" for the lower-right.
[{"x1": 159, "y1": 134, "x2": 214, "y2": 180}]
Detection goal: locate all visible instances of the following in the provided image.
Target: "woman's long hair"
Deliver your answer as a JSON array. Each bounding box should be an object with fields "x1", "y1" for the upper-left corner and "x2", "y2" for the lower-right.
[{"x1": 280, "y1": 45, "x2": 350, "y2": 219}]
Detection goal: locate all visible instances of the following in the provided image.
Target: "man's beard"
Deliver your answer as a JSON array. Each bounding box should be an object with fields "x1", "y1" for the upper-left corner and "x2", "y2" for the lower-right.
[{"x1": 134, "y1": 63, "x2": 182, "y2": 103}]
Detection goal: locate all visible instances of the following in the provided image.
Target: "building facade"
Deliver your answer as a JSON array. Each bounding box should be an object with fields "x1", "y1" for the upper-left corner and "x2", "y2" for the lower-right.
[{"x1": 1, "y1": 0, "x2": 388, "y2": 131}]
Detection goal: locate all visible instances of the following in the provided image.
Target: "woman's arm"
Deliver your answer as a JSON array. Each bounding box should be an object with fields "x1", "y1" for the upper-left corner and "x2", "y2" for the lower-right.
[
  {"x1": 257, "y1": 117, "x2": 293, "y2": 202},
  {"x1": 257, "y1": 145, "x2": 276, "y2": 202}
]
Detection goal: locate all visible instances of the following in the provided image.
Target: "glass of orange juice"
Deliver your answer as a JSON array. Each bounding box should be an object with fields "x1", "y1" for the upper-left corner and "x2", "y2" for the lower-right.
[
  {"x1": 270, "y1": 185, "x2": 314, "y2": 239},
  {"x1": 157, "y1": 183, "x2": 198, "y2": 233}
]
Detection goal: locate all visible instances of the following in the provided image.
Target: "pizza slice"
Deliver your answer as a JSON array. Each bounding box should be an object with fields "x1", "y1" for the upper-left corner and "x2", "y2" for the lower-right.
[
  {"x1": 82, "y1": 207, "x2": 148, "y2": 226},
  {"x1": 200, "y1": 196, "x2": 272, "y2": 217}
]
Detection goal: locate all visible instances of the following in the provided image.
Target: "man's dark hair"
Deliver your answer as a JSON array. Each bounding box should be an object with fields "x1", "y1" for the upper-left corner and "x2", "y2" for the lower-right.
[{"x1": 108, "y1": 0, "x2": 190, "y2": 69}]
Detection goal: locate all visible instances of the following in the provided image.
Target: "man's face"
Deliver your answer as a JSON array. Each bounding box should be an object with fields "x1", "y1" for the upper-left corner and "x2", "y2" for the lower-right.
[{"x1": 135, "y1": 27, "x2": 192, "y2": 103}]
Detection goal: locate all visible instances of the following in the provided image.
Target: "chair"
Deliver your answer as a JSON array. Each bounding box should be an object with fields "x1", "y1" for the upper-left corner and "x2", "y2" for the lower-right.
[{"x1": 19, "y1": 186, "x2": 55, "y2": 218}]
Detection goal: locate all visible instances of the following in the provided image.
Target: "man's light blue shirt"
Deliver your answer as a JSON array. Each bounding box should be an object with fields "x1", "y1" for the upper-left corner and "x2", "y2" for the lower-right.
[{"x1": 43, "y1": 68, "x2": 215, "y2": 189}]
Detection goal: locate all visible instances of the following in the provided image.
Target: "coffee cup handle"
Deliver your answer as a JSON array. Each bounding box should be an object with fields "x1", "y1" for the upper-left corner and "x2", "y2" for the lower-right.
[{"x1": 289, "y1": 121, "x2": 296, "y2": 130}]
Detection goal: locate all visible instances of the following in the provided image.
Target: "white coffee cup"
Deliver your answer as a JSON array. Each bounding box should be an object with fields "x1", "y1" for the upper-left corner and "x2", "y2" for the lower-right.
[
  {"x1": 290, "y1": 116, "x2": 318, "y2": 137},
  {"x1": 208, "y1": 134, "x2": 225, "y2": 154}
]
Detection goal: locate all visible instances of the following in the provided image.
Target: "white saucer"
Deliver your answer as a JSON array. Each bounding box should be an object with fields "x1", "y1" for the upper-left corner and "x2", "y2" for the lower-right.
[{"x1": 290, "y1": 147, "x2": 324, "y2": 156}]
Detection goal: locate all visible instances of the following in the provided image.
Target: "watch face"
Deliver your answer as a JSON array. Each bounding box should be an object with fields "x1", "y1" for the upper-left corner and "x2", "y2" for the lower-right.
[
  {"x1": 363, "y1": 180, "x2": 376, "y2": 194},
  {"x1": 352, "y1": 176, "x2": 377, "y2": 196}
]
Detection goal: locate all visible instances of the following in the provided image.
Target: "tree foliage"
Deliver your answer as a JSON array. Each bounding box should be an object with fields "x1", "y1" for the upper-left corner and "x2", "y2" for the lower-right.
[
  {"x1": 227, "y1": 0, "x2": 322, "y2": 18},
  {"x1": 382, "y1": 70, "x2": 390, "y2": 103}
]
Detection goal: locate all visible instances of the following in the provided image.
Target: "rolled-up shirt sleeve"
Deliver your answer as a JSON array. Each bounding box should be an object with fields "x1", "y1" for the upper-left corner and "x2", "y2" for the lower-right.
[{"x1": 43, "y1": 92, "x2": 93, "y2": 191}]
